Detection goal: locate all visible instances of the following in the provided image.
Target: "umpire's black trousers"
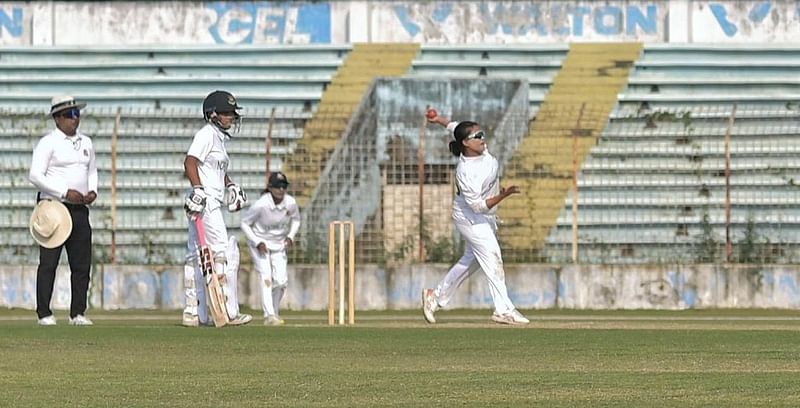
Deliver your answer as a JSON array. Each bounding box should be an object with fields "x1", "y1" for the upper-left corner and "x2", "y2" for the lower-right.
[{"x1": 36, "y1": 202, "x2": 92, "y2": 319}]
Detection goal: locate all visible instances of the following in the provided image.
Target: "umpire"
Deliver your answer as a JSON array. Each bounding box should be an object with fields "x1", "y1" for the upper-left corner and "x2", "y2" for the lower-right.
[{"x1": 29, "y1": 95, "x2": 98, "y2": 326}]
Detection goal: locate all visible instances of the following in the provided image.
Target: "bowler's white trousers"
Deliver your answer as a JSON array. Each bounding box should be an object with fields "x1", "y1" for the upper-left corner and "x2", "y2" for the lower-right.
[
  {"x1": 433, "y1": 217, "x2": 516, "y2": 314},
  {"x1": 248, "y1": 245, "x2": 288, "y2": 318},
  {"x1": 183, "y1": 204, "x2": 241, "y2": 323}
]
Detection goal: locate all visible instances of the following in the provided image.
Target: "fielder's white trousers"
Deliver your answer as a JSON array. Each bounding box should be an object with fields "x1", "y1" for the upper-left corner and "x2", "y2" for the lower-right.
[
  {"x1": 248, "y1": 245, "x2": 288, "y2": 318},
  {"x1": 434, "y1": 218, "x2": 516, "y2": 314},
  {"x1": 184, "y1": 205, "x2": 242, "y2": 323}
]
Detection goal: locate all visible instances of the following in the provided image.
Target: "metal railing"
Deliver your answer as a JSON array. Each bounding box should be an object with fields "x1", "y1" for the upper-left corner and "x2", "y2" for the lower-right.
[{"x1": 2, "y1": 103, "x2": 800, "y2": 265}]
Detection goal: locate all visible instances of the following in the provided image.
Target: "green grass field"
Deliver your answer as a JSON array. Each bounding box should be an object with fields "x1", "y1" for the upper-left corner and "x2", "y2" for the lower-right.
[{"x1": 1, "y1": 309, "x2": 799, "y2": 407}]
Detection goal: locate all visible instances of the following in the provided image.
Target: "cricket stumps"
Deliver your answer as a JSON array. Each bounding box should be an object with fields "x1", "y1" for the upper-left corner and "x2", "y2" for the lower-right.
[{"x1": 328, "y1": 220, "x2": 355, "y2": 325}]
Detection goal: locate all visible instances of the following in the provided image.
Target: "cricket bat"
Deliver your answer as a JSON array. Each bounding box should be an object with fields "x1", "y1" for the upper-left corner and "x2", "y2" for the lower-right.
[{"x1": 194, "y1": 216, "x2": 230, "y2": 327}]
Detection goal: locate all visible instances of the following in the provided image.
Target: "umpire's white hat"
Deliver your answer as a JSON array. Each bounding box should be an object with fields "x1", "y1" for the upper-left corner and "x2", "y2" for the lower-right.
[
  {"x1": 49, "y1": 95, "x2": 86, "y2": 116},
  {"x1": 30, "y1": 200, "x2": 72, "y2": 248}
]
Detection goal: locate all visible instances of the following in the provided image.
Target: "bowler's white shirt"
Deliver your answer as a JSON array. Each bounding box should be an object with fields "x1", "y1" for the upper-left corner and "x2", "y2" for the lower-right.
[
  {"x1": 186, "y1": 124, "x2": 229, "y2": 203},
  {"x1": 453, "y1": 149, "x2": 500, "y2": 224},
  {"x1": 29, "y1": 128, "x2": 97, "y2": 202},
  {"x1": 241, "y1": 192, "x2": 301, "y2": 251}
]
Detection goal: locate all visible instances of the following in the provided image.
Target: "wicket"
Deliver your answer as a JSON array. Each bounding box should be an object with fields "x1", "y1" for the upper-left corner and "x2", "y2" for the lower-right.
[{"x1": 328, "y1": 220, "x2": 355, "y2": 325}]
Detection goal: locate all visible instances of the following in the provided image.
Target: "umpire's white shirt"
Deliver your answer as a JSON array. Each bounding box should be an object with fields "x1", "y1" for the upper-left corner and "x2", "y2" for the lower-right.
[
  {"x1": 186, "y1": 124, "x2": 229, "y2": 205},
  {"x1": 241, "y1": 192, "x2": 301, "y2": 251},
  {"x1": 29, "y1": 128, "x2": 97, "y2": 201},
  {"x1": 453, "y1": 149, "x2": 500, "y2": 226}
]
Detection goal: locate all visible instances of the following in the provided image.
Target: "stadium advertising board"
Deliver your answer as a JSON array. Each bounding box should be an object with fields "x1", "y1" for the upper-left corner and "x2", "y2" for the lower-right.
[{"x1": 1, "y1": 1, "x2": 799, "y2": 45}]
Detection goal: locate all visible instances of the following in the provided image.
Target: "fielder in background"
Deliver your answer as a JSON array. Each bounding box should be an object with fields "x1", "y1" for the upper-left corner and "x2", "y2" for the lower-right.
[
  {"x1": 421, "y1": 108, "x2": 530, "y2": 325},
  {"x1": 29, "y1": 95, "x2": 97, "y2": 326},
  {"x1": 182, "y1": 90, "x2": 252, "y2": 327},
  {"x1": 240, "y1": 171, "x2": 300, "y2": 325}
]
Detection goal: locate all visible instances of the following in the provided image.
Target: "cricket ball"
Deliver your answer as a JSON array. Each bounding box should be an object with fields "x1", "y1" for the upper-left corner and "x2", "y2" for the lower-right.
[{"x1": 426, "y1": 108, "x2": 437, "y2": 119}]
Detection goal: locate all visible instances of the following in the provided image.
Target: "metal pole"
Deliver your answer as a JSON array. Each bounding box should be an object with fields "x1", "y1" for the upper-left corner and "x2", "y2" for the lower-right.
[
  {"x1": 571, "y1": 103, "x2": 586, "y2": 264},
  {"x1": 418, "y1": 110, "x2": 427, "y2": 262},
  {"x1": 724, "y1": 104, "x2": 737, "y2": 262},
  {"x1": 110, "y1": 107, "x2": 121, "y2": 263},
  {"x1": 265, "y1": 107, "x2": 276, "y2": 188}
]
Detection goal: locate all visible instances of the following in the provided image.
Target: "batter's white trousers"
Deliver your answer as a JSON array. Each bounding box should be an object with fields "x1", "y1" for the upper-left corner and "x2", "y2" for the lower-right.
[
  {"x1": 183, "y1": 205, "x2": 242, "y2": 323},
  {"x1": 248, "y1": 245, "x2": 288, "y2": 318},
  {"x1": 434, "y1": 218, "x2": 517, "y2": 314}
]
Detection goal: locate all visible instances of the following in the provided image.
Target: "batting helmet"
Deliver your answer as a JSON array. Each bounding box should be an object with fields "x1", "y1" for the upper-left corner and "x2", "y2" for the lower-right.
[{"x1": 202, "y1": 90, "x2": 242, "y2": 119}]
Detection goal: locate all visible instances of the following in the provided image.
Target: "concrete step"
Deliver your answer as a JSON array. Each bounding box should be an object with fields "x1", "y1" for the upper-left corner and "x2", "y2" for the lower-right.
[{"x1": 500, "y1": 42, "x2": 642, "y2": 250}]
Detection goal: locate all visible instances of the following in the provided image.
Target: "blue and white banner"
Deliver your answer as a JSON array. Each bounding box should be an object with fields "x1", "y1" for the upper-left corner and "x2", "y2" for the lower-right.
[
  {"x1": 372, "y1": 1, "x2": 667, "y2": 43},
  {"x1": 0, "y1": 1, "x2": 333, "y2": 45},
  {"x1": 692, "y1": 1, "x2": 800, "y2": 42},
  {"x1": 0, "y1": 2, "x2": 796, "y2": 50}
]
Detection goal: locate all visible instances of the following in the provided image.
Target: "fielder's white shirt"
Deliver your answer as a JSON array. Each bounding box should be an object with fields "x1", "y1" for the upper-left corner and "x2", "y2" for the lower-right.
[
  {"x1": 186, "y1": 124, "x2": 229, "y2": 204},
  {"x1": 453, "y1": 149, "x2": 500, "y2": 224},
  {"x1": 29, "y1": 128, "x2": 98, "y2": 202},
  {"x1": 241, "y1": 192, "x2": 301, "y2": 251}
]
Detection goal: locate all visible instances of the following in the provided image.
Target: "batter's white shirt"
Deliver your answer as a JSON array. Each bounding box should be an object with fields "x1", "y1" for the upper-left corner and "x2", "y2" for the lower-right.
[
  {"x1": 453, "y1": 149, "x2": 500, "y2": 225},
  {"x1": 29, "y1": 128, "x2": 98, "y2": 202},
  {"x1": 241, "y1": 192, "x2": 301, "y2": 251},
  {"x1": 186, "y1": 124, "x2": 229, "y2": 204}
]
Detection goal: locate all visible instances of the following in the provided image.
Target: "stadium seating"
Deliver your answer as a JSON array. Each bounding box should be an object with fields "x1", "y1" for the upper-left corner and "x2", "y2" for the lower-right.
[
  {"x1": 546, "y1": 46, "x2": 800, "y2": 262},
  {"x1": 0, "y1": 45, "x2": 349, "y2": 110},
  {"x1": 1, "y1": 44, "x2": 799, "y2": 264}
]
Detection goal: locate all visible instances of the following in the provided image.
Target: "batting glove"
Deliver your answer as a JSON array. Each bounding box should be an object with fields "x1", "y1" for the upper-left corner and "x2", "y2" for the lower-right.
[
  {"x1": 226, "y1": 183, "x2": 247, "y2": 212},
  {"x1": 184, "y1": 187, "x2": 207, "y2": 215}
]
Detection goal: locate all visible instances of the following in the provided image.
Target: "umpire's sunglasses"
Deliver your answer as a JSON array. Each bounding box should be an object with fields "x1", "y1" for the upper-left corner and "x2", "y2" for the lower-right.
[
  {"x1": 57, "y1": 108, "x2": 81, "y2": 119},
  {"x1": 465, "y1": 130, "x2": 485, "y2": 140}
]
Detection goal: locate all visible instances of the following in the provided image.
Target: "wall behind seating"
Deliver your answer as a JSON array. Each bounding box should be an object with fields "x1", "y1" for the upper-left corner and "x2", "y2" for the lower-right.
[
  {"x1": 2, "y1": 264, "x2": 798, "y2": 311},
  {"x1": 1, "y1": 1, "x2": 799, "y2": 46}
]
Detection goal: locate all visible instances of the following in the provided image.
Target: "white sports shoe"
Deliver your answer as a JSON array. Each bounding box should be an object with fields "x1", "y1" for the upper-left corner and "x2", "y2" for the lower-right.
[
  {"x1": 491, "y1": 310, "x2": 530, "y2": 325},
  {"x1": 264, "y1": 315, "x2": 285, "y2": 326},
  {"x1": 181, "y1": 313, "x2": 199, "y2": 327},
  {"x1": 422, "y1": 289, "x2": 439, "y2": 324},
  {"x1": 229, "y1": 314, "x2": 253, "y2": 326},
  {"x1": 68, "y1": 315, "x2": 94, "y2": 326},
  {"x1": 38, "y1": 315, "x2": 57, "y2": 326}
]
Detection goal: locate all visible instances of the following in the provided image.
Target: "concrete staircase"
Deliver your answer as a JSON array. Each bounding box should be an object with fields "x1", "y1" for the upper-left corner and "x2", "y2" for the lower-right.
[
  {"x1": 498, "y1": 43, "x2": 643, "y2": 259},
  {"x1": 284, "y1": 43, "x2": 420, "y2": 206}
]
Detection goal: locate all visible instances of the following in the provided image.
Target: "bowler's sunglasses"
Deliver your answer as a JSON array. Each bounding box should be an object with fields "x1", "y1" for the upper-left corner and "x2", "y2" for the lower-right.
[
  {"x1": 58, "y1": 108, "x2": 81, "y2": 119},
  {"x1": 465, "y1": 130, "x2": 485, "y2": 140}
]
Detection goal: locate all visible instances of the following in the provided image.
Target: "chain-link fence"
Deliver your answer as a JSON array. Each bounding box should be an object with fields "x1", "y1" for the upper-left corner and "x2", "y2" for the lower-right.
[{"x1": 2, "y1": 100, "x2": 799, "y2": 266}]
